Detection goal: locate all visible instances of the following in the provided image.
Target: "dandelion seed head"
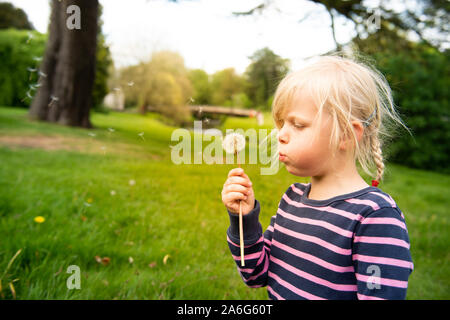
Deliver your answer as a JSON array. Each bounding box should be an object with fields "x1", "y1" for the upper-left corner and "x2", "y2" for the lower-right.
[{"x1": 222, "y1": 132, "x2": 246, "y2": 154}]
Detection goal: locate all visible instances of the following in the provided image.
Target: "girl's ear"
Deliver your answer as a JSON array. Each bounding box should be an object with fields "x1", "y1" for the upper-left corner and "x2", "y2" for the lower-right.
[{"x1": 339, "y1": 121, "x2": 364, "y2": 150}]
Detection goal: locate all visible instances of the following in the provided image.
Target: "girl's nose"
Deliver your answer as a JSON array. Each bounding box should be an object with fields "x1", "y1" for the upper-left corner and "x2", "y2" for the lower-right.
[{"x1": 277, "y1": 127, "x2": 288, "y2": 144}]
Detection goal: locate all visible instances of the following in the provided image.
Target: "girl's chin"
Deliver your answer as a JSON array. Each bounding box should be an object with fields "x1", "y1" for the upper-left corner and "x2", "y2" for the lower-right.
[{"x1": 284, "y1": 164, "x2": 310, "y2": 177}]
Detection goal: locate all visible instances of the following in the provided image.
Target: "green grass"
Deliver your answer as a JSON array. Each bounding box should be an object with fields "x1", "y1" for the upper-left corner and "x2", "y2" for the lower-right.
[{"x1": 0, "y1": 106, "x2": 448, "y2": 299}]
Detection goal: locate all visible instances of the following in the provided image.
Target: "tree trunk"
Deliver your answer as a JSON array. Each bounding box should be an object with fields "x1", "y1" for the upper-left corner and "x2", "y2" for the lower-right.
[{"x1": 29, "y1": 0, "x2": 98, "y2": 128}]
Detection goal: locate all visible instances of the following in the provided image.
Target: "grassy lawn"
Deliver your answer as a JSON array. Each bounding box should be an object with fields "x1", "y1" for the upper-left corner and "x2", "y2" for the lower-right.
[{"x1": 0, "y1": 106, "x2": 448, "y2": 299}]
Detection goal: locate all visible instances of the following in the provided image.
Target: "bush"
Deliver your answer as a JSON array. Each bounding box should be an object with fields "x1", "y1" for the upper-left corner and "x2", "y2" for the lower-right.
[
  {"x1": 374, "y1": 45, "x2": 450, "y2": 173},
  {"x1": 0, "y1": 29, "x2": 46, "y2": 107}
]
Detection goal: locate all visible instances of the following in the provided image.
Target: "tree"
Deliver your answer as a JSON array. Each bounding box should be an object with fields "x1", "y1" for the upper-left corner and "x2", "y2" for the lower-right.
[
  {"x1": 245, "y1": 47, "x2": 289, "y2": 109},
  {"x1": 210, "y1": 68, "x2": 245, "y2": 107},
  {"x1": 233, "y1": 0, "x2": 449, "y2": 51},
  {"x1": 29, "y1": 0, "x2": 99, "y2": 128},
  {"x1": 188, "y1": 69, "x2": 212, "y2": 105},
  {"x1": 0, "y1": 2, "x2": 34, "y2": 30},
  {"x1": 118, "y1": 51, "x2": 192, "y2": 125},
  {"x1": 353, "y1": 32, "x2": 450, "y2": 173},
  {"x1": 92, "y1": 5, "x2": 112, "y2": 110}
]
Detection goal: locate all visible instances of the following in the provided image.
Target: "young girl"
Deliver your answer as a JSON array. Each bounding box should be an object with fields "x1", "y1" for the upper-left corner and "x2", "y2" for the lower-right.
[{"x1": 221, "y1": 55, "x2": 413, "y2": 300}]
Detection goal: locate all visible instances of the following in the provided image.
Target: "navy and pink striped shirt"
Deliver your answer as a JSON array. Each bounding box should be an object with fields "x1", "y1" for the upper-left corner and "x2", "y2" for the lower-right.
[{"x1": 226, "y1": 182, "x2": 414, "y2": 300}]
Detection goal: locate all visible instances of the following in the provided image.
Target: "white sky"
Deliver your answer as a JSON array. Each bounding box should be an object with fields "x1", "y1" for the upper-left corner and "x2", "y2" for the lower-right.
[{"x1": 9, "y1": 0, "x2": 357, "y2": 74}]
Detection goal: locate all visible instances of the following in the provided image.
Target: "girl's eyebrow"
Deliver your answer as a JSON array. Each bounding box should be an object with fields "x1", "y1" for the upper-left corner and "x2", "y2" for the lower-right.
[{"x1": 286, "y1": 114, "x2": 309, "y2": 122}]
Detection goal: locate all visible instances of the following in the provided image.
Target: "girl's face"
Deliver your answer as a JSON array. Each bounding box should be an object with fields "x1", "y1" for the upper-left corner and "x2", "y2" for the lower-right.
[{"x1": 277, "y1": 93, "x2": 336, "y2": 178}]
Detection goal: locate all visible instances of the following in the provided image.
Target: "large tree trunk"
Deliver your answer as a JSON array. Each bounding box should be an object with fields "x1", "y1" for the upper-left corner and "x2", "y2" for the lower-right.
[{"x1": 29, "y1": 0, "x2": 98, "y2": 128}]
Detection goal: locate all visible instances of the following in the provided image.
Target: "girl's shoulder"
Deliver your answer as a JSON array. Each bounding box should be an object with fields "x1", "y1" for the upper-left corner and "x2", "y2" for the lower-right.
[{"x1": 282, "y1": 182, "x2": 404, "y2": 220}]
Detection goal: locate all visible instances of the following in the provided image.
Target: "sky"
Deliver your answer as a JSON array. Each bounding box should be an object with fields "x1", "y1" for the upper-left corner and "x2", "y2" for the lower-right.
[{"x1": 9, "y1": 0, "x2": 357, "y2": 74}]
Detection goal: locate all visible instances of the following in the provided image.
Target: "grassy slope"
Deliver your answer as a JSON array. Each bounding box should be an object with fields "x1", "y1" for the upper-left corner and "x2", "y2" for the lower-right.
[{"x1": 0, "y1": 106, "x2": 448, "y2": 299}]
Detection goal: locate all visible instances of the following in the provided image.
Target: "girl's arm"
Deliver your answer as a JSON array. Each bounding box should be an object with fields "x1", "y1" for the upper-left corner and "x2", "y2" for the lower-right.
[
  {"x1": 226, "y1": 199, "x2": 275, "y2": 288},
  {"x1": 352, "y1": 207, "x2": 414, "y2": 300}
]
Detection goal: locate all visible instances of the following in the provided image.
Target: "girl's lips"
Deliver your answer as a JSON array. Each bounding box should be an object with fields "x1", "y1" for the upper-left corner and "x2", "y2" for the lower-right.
[{"x1": 279, "y1": 153, "x2": 287, "y2": 161}]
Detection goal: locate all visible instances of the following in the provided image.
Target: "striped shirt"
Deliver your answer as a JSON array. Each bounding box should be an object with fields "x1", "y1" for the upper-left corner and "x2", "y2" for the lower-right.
[{"x1": 226, "y1": 183, "x2": 414, "y2": 300}]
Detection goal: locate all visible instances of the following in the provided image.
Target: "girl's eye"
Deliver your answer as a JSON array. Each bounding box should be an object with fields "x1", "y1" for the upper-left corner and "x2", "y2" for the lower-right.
[{"x1": 293, "y1": 123, "x2": 304, "y2": 129}]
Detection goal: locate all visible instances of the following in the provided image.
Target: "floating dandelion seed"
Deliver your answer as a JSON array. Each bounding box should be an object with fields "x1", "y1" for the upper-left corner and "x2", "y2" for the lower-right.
[
  {"x1": 188, "y1": 97, "x2": 195, "y2": 104},
  {"x1": 21, "y1": 91, "x2": 33, "y2": 102},
  {"x1": 138, "y1": 132, "x2": 145, "y2": 141},
  {"x1": 129, "y1": 179, "x2": 136, "y2": 186},
  {"x1": 33, "y1": 56, "x2": 43, "y2": 62},
  {"x1": 113, "y1": 87, "x2": 121, "y2": 91},
  {"x1": 84, "y1": 202, "x2": 91, "y2": 207},
  {"x1": 29, "y1": 83, "x2": 41, "y2": 91},
  {"x1": 127, "y1": 81, "x2": 134, "y2": 87},
  {"x1": 88, "y1": 132, "x2": 96, "y2": 137},
  {"x1": 26, "y1": 32, "x2": 33, "y2": 43},
  {"x1": 108, "y1": 127, "x2": 115, "y2": 133},
  {"x1": 48, "y1": 95, "x2": 59, "y2": 107},
  {"x1": 222, "y1": 132, "x2": 246, "y2": 267},
  {"x1": 110, "y1": 190, "x2": 116, "y2": 196},
  {"x1": 27, "y1": 67, "x2": 37, "y2": 80},
  {"x1": 204, "y1": 118, "x2": 210, "y2": 125},
  {"x1": 38, "y1": 71, "x2": 47, "y2": 78}
]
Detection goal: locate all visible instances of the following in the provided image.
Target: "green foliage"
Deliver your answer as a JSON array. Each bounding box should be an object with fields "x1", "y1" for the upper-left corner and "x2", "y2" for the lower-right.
[
  {"x1": 187, "y1": 69, "x2": 212, "y2": 105},
  {"x1": 210, "y1": 68, "x2": 245, "y2": 107},
  {"x1": 0, "y1": 24, "x2": 112, "y2": 110},
  {"x1": 0, "y1": 2, "x2": 34, "y2": 30},
  {"x1": 92, "y1": 5, "x2": 113, "y2": 110},
  {"x1": 0, "y1": 29, "x2": 46, "y2": 107},
  {"x1": 354, "y1": 33, "x2": 450, "y2": 173},
  {"x1": 120, "y1": 51, "x2": 193, "y2": 126},
  {"x1": 244, "y1": 47, "x2": 289, "y2": 110}
]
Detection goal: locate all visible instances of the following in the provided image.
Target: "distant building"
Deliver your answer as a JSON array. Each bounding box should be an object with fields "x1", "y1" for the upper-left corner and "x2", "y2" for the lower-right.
[{"x1": 103, "y1": 90, "x2": 125, "y2": 111}]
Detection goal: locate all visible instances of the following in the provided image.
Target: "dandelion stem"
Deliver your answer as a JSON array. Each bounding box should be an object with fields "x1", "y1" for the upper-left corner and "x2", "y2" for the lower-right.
[{"x1": 236, "y1": 149, "x2": 244, "y2": 266}]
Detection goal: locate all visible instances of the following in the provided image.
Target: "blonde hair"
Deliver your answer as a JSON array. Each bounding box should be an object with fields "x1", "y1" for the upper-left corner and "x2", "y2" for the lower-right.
[{"x1": 272, "y1": 54, "x2": 409, "y2": 182}]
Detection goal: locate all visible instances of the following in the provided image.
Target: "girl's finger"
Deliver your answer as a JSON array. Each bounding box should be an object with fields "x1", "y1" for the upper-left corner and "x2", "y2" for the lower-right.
[
  {"x1": 226, "y1": 176, "x2": 252, "y2": 187},
  {"x1": 228, "y1": 168, "x2": 244, "y2": 177},
  {"x1": 226, "y1": 184, "x2": 250, "y2": 195},
  {"x1": 223, "y1": 191, "x2": 247, "y2": 202}
]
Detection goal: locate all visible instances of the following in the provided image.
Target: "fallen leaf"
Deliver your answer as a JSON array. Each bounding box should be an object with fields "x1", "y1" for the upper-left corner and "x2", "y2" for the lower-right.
[
  {"x1": 163, "y1": 254, "x2": 170, "y2": 265},
  {"x1": 101, "y1": 257, "x2": 111, "y2": 266},
  {"x1": 128, "y1": 256, "x2": 134, "y2": 264},
  {"x1": 95, "y1": 256, "x2": 102, "y2": 264}
]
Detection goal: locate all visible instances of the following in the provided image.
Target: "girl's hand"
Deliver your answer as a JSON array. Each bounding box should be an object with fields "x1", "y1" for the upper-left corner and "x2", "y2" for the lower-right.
[{"x1": 221, "y1": 168, "x2": 255, "y2": 215}]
